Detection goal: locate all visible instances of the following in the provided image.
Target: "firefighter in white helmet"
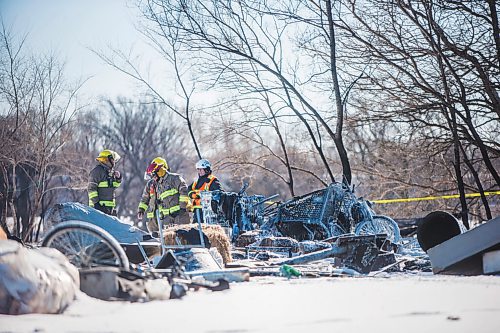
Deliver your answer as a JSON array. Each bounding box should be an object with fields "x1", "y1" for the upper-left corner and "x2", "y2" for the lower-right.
[{"x1": 188, "y1": 159, "x2": 222, "y2": 223}]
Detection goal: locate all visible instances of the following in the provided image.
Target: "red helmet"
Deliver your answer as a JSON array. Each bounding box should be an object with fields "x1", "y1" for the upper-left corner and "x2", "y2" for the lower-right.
[
  {"x1": 146, "y1": 162, "x2": 160, "y2": 176},
  {"x1": 146, "y1": 157, "x2": 168, "y2": 177}
]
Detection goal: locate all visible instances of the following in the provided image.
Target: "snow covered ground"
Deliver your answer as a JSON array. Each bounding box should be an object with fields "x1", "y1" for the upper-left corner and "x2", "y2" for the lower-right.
[{"x1": 2, "y1": 274, "x2": 500, "y2": 333}]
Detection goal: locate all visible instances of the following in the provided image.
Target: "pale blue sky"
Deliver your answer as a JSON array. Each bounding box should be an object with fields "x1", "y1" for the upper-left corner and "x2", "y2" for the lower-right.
[{"x1": 0, "y1": 0, "x2": 154, "y2": 100}]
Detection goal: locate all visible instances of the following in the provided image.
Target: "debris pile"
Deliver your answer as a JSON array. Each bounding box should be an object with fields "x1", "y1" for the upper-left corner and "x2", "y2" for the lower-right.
[
  {"x1": 418, "y1": 212, "x2": 500, "y2": 275},
  {"x1": 12, "y1": 182, "x2": 498, "y2": 317},
  {"x1": 0, "y1": 240, "x2": 79, "y2": 314}
]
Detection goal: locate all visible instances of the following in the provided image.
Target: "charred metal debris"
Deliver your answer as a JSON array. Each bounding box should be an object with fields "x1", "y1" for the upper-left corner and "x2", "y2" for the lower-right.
[{"x1": 42, "y1": 181, "x2": 500, "y2": 303}]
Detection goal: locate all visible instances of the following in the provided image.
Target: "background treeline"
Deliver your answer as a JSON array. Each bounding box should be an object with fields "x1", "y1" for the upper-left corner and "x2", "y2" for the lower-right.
[{"x1": 1, "y1": 0, "x2": 498, "y2": 241}]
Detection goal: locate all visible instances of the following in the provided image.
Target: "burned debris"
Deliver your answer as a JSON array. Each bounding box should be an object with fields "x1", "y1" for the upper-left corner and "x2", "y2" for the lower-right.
[
  {"x1": 42, "y1": 183, "x2": 426, "y2": 279},
  {"x1": 198, "y1": 181, "x2": 411, "y2": 275},
  {"x1": 0, "y1": 240, "x2": 80, "y2": 314},
  {"x1": 15, "y1": 181, "x2": 495, "y2": 314},
  {"x1": 417, "y1": 213, "x2": 500, "y2": 275}
]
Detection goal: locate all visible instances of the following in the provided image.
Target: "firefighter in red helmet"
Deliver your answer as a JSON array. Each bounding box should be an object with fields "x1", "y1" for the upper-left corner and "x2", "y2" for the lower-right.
[{"x1": 137, "y1": 157, "x2": 189, "y2": 231}]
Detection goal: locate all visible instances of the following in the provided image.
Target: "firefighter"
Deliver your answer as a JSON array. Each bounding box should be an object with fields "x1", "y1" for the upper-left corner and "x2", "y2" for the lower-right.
[
  {"x1": 137, "y1": 157, "x2": 190, "y2": 230},
  {"x1": 188, "y1": 159, "x2": 222, "y2": 223},
  {"x1": 88, "y1": 149, "x2": 122, "y2": 216},
  {"x1": 136, "y1": 158, "x2": 161, "y2": 233}
]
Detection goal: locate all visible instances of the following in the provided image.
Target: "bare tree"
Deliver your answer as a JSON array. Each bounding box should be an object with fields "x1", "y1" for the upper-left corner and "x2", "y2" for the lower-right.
[
  {"x1": 209, "y1": 63, "x2": 331, "y2": 196},
  {"x1": 0, "y1": 21, "x2": 84, "y2": 240},
  {"x1": 84, "y1": 97, "x2": 193, "y2": 216},
  {"x1": 332, "y1": 0, "x2": 499, "y2": 223},
  {"x1": 92, "y1": 8, "x2": 204, "y2": 159},
  {"x1": 135, "y1": 0, "x2": 360, "y2": 185}
]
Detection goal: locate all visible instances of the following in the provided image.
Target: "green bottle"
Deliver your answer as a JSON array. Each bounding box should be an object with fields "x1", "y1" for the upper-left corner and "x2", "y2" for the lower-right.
[{"x1": 280, "y1": 264, "x2": 301, "y2": 278}]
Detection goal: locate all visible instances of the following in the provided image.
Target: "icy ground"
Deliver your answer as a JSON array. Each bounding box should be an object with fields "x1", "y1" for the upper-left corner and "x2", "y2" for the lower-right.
[{"x1": 2, "y1": 274, "x2": 500, "y2": 333}]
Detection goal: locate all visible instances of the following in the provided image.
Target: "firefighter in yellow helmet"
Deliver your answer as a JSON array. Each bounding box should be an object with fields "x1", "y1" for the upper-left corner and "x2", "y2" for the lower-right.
[
  {"x1": 137, "y1": 157, "x2": 190, "y2": 232},
  {"x1": 136, "y1": 157, "x2": 162, "y2": 233},
  {"x1": 88, "y1": 149, "x2": 122, "y2": 216}
]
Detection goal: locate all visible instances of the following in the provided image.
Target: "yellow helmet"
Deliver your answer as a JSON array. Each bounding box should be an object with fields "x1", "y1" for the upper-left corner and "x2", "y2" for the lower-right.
[
  {"x1": 96, "y1": 149, "x2": 121, "y2": 162},
  {"x1": 151, "y1": 157, "x2": 168, "y2": 169},
  {"x1": 146, "y1": 157, "x2": 168, "y2": 177}
]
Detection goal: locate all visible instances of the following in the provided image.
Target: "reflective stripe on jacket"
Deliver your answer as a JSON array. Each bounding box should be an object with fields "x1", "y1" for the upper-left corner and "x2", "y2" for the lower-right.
[
  {"x1": 137, "y1": 179, "x2": 157, "y2": 219},
  {"x1": 188, "y1": 174, "x2": 220, "y2": 209},
  {"x1": 138, "y1": 172, "x2": 188, "y2": 218},
  {"x1": 87, "y1": 162, "x2": 121, "y2": 207},
  {"x1": 156, "y1": 172, "x2": 189, "y2": 217}
]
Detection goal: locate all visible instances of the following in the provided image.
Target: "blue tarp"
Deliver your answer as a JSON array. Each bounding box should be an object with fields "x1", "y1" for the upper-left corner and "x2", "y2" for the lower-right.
[{"x1": 45, "y1": 202, "x2": 150, "y2": 244}]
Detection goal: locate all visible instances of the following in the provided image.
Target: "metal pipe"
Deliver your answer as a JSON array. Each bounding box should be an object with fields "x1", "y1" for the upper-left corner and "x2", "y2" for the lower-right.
[
  {"x1": 273, "y1": 245, "x2": 347, "y2": 266},
  {"x1": 136, "y1": 239, "x2": 153, "y2": 270},
  {"x1": 156, "y1": 209, "x2": 166, "y2": 256},
  {"x1": 196, "y1": 209, "x2": 206, "y2": 248},
  {"x1": 250, "y1": 194, "x2": 280, "y2": 208}
]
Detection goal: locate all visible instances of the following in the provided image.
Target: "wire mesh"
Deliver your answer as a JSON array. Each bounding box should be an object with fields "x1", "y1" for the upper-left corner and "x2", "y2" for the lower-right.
[
  {"x1": 202, "y1": 191, "x2": 265, "y2": 230},
  {"x1": 279, "y1": 183, "x2": 345, "y2": 226},
  {"x1": 267, "y1": 183, "x2": 359, "y2": 239}
]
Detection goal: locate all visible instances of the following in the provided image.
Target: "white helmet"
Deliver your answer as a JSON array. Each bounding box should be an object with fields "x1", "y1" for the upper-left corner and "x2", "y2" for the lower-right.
[{"x1": 195, "y1": 158, "x2": 211, "y2": 169}]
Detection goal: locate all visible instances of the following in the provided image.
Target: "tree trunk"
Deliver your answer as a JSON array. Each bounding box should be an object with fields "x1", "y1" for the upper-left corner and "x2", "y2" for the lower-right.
[
  {"x1": 326, "y1": 0, "x2": 351, "y2": 185},
  {"x1": 459, "y1": 144, "x2": 492, "y2": 221},
  {"x1": 487, "y1": 0, "x2": 500, "y2": 69},
  {"x1": 186, "y1": 115, "x2": 202, "y2": 159}
]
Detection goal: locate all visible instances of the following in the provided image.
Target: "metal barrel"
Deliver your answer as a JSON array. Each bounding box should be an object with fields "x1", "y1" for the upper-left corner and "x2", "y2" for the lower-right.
[{"x1": 417, "y1": 211, "x2": 462, "y2": 252}]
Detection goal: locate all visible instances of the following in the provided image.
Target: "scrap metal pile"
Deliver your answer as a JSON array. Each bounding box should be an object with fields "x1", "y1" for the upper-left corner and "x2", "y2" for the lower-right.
[
  {"x1": 35, "y1": 203, "x2": 239, "y2": 304},
  {"x1": 6, "y1": 182, "x2": 496, "y2": 315},
  {"x1": 197, "y1": 182, "x2": 429, "y2": 275},
  {"x1": 26, "y1": 182, "x2": 460, "y2": 311},
  {"x1": 204, "y1": 182, "x2": 401, "y2": 243}
]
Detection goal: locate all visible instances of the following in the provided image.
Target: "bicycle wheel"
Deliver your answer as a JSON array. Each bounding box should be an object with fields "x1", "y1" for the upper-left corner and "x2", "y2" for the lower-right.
[
  {"x1": 42, "y1": 221, "x2": 129, "y2": 269},
  {"x1": 354, "y1": 215, "x2": 401, "y2": 244}
]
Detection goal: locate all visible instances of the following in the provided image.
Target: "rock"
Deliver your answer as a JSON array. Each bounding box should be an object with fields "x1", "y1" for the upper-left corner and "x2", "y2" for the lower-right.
[{"x1": 0, "y1": 240, "x2": 79, "y2": 314}]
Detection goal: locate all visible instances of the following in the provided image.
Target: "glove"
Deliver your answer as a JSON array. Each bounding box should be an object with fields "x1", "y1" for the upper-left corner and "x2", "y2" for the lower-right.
[
  {"x1": 114, "y1": 170, "x2": 121, "y2": 179},
  {"x1": 137, "y1": 211, "x2": 144, "y2": 220}
]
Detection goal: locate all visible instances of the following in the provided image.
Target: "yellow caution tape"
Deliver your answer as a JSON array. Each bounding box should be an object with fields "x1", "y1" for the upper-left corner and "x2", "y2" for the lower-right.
[{"x1": 371, "y1": 191, "x2": 500, "y2": 204}]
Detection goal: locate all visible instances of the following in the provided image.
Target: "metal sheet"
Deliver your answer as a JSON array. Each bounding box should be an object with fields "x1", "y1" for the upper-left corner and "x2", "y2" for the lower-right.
[
  {"x1": 428, "y1": 216, "x2": 500, "y2": 275},
  {"x1": 483, "y1": 250, "x2": 500, "y2": 274}
]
